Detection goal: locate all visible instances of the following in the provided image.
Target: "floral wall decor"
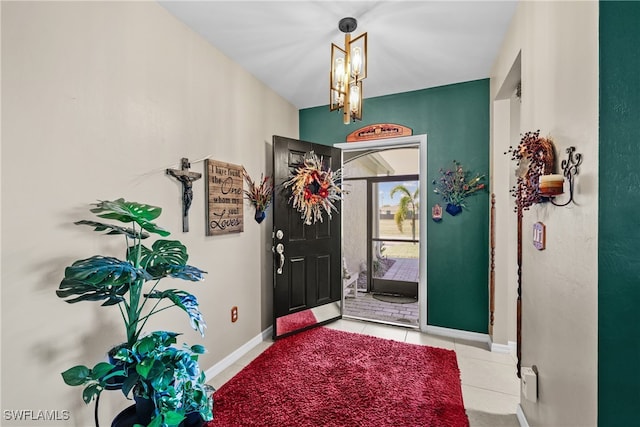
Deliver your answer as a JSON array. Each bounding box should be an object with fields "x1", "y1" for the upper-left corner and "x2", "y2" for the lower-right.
[
  {"x1": 242, "y1": 168, "x2": 273, "y2": 223},
  {"x1": 433, "y1": 160, "x2": 486, "y2": 216},
  {"x1": 505, "y1": 130, "x2": 555, "y2": 211},
  {"x1": 284, "y1": 151, "x2": 344, "y2": 225}
]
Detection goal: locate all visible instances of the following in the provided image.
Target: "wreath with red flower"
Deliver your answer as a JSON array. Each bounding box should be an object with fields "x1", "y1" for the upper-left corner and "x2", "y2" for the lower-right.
[{"x1": 284, "y1": 151, "x2": 344, "y2": 225}]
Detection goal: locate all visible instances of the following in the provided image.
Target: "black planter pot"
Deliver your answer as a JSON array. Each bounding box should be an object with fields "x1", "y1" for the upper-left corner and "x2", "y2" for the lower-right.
[
  {"x1": 182, "y1": 412, "x2": 205, "y2": 427},
  {"x1": 111, "y1": 402, "x2": 206, "y2": 427},
  {"x1": 111, "y1": 405, "x2": 136, "y2": 427},
  {"x1": 110, "y1": 396, "x2": 154, "y2": 427},
  {"x1": 134, "y1": 396, "x2": 154, "y2": 426}
]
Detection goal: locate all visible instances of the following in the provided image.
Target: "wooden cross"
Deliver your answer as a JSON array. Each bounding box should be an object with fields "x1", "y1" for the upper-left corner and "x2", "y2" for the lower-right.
[{"x1": 166, "y1": 158, "x2": 202, "y2": 232}]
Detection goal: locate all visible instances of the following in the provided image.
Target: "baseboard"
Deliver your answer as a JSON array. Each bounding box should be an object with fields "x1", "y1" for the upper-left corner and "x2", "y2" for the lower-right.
[
  {"x1": 204, "y1": 325, "x2": 273, "y2": 381},
  {"x1": 490, "y1": 340, "x2": 517, "y2": 354},
  {"x1": 425, "y1": 325, "x2": 491, "y2": 346},
  {"x1": 516, "y1": 404, "x2": 530, "y2": 427},
  {"x1": 262, "y1": 325, "x2": 273, "y2": 341},
  {"x1": 490, "y1": 342, "x2": 511, "y2": 353}
]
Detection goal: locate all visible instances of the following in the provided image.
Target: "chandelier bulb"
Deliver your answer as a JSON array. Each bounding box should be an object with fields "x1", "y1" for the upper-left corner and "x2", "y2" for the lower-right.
[
  {"x1": 349, "y1": 85, "x2": 360, "y2": 114},
  {"x1": 351, "y1": 47, "x2": 362, "y2": 77},
  {"x1": 333, "y1": 57, "x2": 345, "y2": 88}
]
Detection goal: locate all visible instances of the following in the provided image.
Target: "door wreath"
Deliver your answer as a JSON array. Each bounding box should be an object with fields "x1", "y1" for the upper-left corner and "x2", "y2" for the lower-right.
[{"x1": 284, "y1": 151, "x2": 344, "y2": 225}]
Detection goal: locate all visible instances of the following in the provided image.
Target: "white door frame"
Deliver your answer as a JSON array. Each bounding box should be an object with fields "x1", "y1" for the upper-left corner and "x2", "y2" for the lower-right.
[{"x1": 335, "y1": 134, "x2": 428, "y2": 332}]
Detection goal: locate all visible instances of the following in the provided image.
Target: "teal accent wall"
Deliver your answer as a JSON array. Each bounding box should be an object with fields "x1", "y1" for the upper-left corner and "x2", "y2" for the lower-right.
[
  {"x1": 300, "y1": 79, "x2": 490, "y2": 333},
  {"x1": 599, "y1": 2, "x2": 640, "y2": 425}
]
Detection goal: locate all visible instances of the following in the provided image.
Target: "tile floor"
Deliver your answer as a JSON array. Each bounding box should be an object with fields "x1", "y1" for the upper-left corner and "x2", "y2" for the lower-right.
[
  {"x1": 343, "y1": 290, "x2": 419, "y2": 326},
  {"x1": 381, "y1": 257, "x2": 420, "y2": 282},
  {"x1": 208, "y1": 318, "x2": 521, "y2": 427}
]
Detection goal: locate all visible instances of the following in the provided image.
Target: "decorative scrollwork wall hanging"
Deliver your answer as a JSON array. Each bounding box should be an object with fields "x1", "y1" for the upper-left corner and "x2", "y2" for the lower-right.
[
  {"x1": 547, "y1": 146, "x2": 582, "y2": 206},
  {"x1": 284, "y1": 151, "x2": 344, "y2": 225}
]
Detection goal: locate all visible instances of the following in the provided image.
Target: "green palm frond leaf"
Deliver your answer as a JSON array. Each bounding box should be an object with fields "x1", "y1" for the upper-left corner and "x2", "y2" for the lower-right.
[
  {"x1": 82, "y1": 384, "x2": 100, "y2": 404},
  {"x1": 74, "y1": 220, "x2": 150, "y2": 239},
  {"x1": 398, "y1": 195, "x2": 411, "y2": 212},
  {"x1": 394, "y1": 210, "x2": 405, "y2": 232},
  {"x1": 56, "y1": 256, "x2": 149, "y2": 305},
  {"x1": 190, "y1": 344, "x2": 206, "y2": 355},
  {"x1": 390, "y1": 185, "x2": 412, "y2": 199},
  {"x1": 389, "y1": 184, "x2": 419, "y2": 236},
  {"x1": 90, "y1": 199, "x2": 170, "y2": 237},
  {"x1": 131, "y1": 240, "x2": 189, "y2": 271},
  {"x1": 61, "y1": 365, "x2": 91, "y2": 386},
  {"x1": 145, "y1": 290, "x2": 206, "y2": 336},
  {"x1": 146, "y1": 264, "x2": 207, "y2": 282}
]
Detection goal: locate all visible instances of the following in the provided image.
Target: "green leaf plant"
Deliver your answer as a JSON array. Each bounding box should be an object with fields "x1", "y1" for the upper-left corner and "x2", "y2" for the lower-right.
[
  {"x1": 56, "y1": 199, "x2": 212, "y2": 426},
  {"x1": 390, "y1": 184, "x2": 420, "y2": 242}
]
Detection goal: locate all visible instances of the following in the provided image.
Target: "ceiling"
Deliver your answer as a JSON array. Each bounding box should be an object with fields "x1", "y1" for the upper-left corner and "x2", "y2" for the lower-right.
[{"x1": 159, "y1": 1, "x2": 518, "y2": 110}]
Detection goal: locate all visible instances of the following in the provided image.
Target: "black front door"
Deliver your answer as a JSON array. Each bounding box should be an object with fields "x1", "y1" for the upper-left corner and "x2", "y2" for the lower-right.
[{"x1": 272, "y1": 136, "x2": 342, "y2": 338}]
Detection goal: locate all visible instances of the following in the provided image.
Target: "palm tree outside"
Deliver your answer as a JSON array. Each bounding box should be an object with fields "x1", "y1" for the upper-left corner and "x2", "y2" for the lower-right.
[{"x1": 390, "y1": 184, "x2": 419, "y2": 242}]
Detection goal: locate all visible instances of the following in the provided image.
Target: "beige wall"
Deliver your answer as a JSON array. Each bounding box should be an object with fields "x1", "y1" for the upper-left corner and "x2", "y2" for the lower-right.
[
  {"x1": 490, "y1": 1, "x2": 598, "y2": 426},
  {"x1": 1, "y1": 2, "x2": 297, "y2": 425}
]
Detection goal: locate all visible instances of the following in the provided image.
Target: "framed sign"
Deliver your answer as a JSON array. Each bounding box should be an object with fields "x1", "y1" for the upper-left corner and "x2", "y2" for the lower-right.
[{"x1": 205, "y1": 159, "x2": 244, "y2": 235}]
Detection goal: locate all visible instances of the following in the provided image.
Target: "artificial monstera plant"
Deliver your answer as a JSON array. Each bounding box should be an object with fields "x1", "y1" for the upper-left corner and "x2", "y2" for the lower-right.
[{"x1": 56, "y1": 199, "x2": 213, "y2": 427}]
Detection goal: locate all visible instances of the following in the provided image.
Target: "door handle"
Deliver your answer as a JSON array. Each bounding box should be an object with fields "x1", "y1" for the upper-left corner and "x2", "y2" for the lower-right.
[{"x1": 276, "y1": 243, "x2": 285, "y2": 274}]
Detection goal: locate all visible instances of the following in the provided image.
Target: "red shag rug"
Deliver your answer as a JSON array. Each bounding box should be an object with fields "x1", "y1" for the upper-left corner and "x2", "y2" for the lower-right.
[
  {"x1": 276, "y1": 309, "x2": 317, "y2": 336},
  {"x1": 206, "y1": 327, "x2": 468, "y2": 427}
]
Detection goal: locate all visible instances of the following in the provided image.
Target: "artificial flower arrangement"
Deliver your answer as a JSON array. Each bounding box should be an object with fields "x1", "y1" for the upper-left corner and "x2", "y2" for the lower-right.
[
  {"x1": 242, "y1": 168, "x2": 273, "y2": 223},
  {"x1": 284, "y1": 151, "x2": 344, "y2": 225},
  {"x1": 432, "y1": 160, "x2": 486, "y2": 215},
  {"x1": 505, "y1": 130, "x2": 555, "y2": 211}
]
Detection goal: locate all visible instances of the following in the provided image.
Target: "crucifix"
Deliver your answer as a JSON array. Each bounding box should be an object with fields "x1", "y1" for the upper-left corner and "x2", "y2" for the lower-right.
[{"x1": 166, "y1": 158, "x2": 202, "y2": 232}]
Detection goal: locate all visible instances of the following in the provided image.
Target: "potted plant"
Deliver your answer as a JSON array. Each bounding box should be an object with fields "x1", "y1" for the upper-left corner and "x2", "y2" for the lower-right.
[
  {"x1": 56, "y1": 198, "x2": 213, "y2": 426},
  {"x1": 111, "y1": 331, "x2": 213, "y2": 427}
]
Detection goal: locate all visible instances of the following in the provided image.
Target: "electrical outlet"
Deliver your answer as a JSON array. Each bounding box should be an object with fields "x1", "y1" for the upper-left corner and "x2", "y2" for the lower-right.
[{"x1": 231, "y1": 306, "x2": 238, "y2": 323}]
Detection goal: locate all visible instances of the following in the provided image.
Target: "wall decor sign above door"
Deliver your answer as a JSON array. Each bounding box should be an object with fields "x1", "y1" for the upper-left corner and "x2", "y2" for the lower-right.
[
  {"x1": 346, "y1": 123, "x2": 412, "y2": 142},
  {"x1": 205, "y1": 159, "x2": 244, "y2": 235}
]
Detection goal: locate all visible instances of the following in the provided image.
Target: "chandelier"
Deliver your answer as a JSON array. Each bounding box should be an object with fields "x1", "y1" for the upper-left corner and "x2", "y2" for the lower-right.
[{"x1": 330, "y1": 17, "x2": 368, "y2": 124}]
